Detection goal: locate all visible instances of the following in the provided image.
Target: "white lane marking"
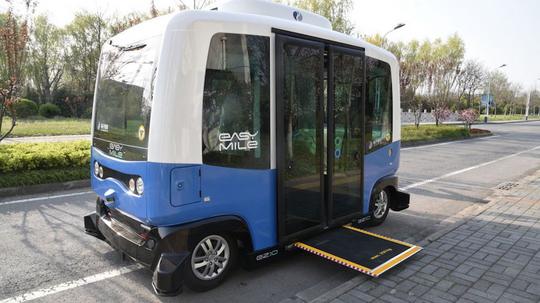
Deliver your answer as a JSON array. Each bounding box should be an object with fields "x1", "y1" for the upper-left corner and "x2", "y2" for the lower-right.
[
  {"x1": 401, "y1": 145, "x2": 540, "y2": 191},
  {"x1": 401, "y1": 135, "x2": 500, "y2": 151},
  {"x1": 0, "y1": 265, "x2": 142, "y2": 303},
  {"x1": 0, "y1": 191, "x2": 94, "y2": 206}
]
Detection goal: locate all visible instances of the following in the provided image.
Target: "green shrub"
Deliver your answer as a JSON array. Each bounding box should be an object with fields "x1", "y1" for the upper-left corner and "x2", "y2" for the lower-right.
[
  {"x1": 39, "y1": 103, "x2": 61, "y2": 118},
  {"x1": 14, "y1": 99, "x2": 38, "y2": 118},
  {"x1": 0, "y1": 167, "x2": 89, "y2": 188},
  {"x1": 0, "y1": 140, "x2": 90, "y2": 173},
  {"x1": 81, "y1": 107, "x2": 93, "y2": 119}
]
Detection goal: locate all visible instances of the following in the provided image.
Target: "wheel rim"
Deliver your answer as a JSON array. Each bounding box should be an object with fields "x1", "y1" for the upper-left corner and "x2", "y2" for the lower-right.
[
  {"x1": 191, "y1": 235, "x2": 230, "y2": 281},
  {"x1": 373, "y1": 190, "x2": 388, "y2": 219}
]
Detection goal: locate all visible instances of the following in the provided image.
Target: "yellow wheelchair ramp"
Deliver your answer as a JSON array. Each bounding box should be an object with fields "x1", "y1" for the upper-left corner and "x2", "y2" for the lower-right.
[{"x1": 294, "y1": 225, "x2": 422, "y2": 277}]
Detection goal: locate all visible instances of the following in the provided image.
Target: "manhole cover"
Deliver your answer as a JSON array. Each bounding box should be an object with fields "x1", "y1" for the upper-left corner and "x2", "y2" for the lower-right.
[{"x1": 497, "y1": 182, "x2": 518, "y2": 190}]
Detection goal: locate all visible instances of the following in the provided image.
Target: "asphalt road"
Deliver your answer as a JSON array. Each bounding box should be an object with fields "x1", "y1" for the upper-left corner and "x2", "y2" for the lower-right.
[{"x1": 1, "y1": 121, "x2": 539, "y2": 303}]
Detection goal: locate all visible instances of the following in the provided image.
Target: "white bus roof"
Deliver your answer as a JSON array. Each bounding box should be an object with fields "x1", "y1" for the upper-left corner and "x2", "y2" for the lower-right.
[{"x1": 109, "y1": 0, "x2": 397, "y2": 65}]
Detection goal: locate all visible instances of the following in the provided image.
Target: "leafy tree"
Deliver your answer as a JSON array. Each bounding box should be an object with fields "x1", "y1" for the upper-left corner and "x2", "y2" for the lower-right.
[
  {"x1": 26, "y1": 15, "x2": 66, "y2": 104},
  {"x1": 63, "y1": 11, "x2": 109, "y2": 116},
  {"x1": 423, "y1": 34, "x2": 465, "y2": 125},
  {"x1": 455, "y1": 60, "x2": 485, "y2": 109},
  {"x1": 0, "y1": 0, "x2": 36, "y2": 142},
  {"x1": 293, "y1": 0, "x2": 354, "y2": 34}
]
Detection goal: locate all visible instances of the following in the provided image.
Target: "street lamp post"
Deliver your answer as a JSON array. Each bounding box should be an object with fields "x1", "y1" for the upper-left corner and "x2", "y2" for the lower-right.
[
  {"x1": 486, "y1": 64, "x2": 507, "y2": 117},
  {"x1": 382, "y1": 23, "x2": 405, "y2": 47}
]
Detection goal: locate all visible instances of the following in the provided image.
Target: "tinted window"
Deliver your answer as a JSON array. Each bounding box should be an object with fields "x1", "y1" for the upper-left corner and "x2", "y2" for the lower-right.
[
  {"x1": 93, "y1": 36, "x2": 159, "y2": 160},
  {"x1": 202, "y1": 33, "x2": 270, "y2": 169},
  {"x1": 365, "y1": 58, "x2": 392, "y2": 152}
]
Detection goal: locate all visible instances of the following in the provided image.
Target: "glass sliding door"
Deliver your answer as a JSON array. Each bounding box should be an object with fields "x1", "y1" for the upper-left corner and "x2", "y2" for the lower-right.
[
  {"x1": 328, "y1": 46, "x2": 365, "y2": 221},
  {"x1": 276, "y1": 32, "x2": 365, "y2": 241},
  {"x1": 276, "y1": 35, "x2": 325, "y2": 239}
]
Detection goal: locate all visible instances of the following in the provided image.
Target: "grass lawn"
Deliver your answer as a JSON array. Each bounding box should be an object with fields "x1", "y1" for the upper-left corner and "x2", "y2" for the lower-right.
[
  {"x1": 401, "y1": 124, "x2": 472, "y2": 144},
  {"x1": 1, "y1": 118, "x2": 91, "y2": 137},
  {"x1": 478, "y1": 114, "x2": 540, "y2": 121}
]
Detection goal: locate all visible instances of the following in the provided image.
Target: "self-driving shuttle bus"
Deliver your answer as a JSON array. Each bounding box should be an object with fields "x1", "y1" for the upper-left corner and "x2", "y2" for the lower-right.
[{"x1": 84, "y1": 0, "x2": 416, "y2": 295}]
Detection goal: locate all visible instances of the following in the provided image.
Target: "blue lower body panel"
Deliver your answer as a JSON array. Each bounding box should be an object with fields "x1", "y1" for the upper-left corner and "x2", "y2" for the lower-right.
[{"x1": 91, "y1": 147, "x2": 277, "y2": 251}]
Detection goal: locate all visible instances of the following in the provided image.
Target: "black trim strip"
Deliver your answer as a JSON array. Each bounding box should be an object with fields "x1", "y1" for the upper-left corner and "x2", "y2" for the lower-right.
[{"x1": 271, "y1": 28, "x2": 365, "y2": 52}]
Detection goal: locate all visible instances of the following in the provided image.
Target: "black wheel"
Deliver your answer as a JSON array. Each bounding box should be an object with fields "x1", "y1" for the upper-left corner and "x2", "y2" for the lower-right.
[
  {"x1": 184, "y1": 233, "x2": 238, "y2": 292},
  {"x1": 367, "y1": 187, "x2": 390, "y2": 226}
]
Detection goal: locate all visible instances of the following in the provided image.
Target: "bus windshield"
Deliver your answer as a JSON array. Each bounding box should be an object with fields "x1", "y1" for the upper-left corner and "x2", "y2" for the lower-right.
[{"x1": 93, "y1": 36, "x2": 160, "y2": 160}]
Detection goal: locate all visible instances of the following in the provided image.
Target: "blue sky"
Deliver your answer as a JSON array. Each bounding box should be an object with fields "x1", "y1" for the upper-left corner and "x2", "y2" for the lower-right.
[{"x1": 2, "y1": 0, "x2": 539, "y2": 89}]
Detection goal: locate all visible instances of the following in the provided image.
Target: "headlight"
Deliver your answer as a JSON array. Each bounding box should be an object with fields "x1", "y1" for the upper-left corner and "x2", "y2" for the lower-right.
[
  {"x1": 136, "y1": 177, "x2": 144, "y2": 195},
  {"x1": 94, "y1": 161, "x2": 99, "y2": 176},
  {"x1": 98, "y1": 166, "x2": 104, "y2": 179},
  {"x1": 128, "y1": 178, "x2": 136, "y2": 193}
]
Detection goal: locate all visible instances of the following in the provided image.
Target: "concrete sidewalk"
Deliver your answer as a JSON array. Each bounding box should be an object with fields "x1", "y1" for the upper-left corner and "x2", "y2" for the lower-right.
[{"x1": 299, "y1": 171, "x2": 540, "y2": 303}]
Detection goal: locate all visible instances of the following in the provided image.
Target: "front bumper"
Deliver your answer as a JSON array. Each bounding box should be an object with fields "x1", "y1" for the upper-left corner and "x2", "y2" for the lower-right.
[{"x1": 84, "y1": 200, "x2": 190, "y2": 296}]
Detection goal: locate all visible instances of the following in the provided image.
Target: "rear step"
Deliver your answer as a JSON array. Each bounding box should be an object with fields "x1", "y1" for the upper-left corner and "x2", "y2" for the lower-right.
[{"x1": 294, "y1": 225, "x2": 421, "y2": 277}]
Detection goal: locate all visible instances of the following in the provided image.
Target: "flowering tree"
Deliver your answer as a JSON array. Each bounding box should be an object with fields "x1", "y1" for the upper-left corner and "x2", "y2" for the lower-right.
[
  {"x1": 432, "y1": 107, "x2": 452, "y2": 126},
  {"x1": 459, "y1": 108, "x2": 479, "y2": 130},
  {"x1": 0, "y1": 0, "x2": 35, "y2": 142}
]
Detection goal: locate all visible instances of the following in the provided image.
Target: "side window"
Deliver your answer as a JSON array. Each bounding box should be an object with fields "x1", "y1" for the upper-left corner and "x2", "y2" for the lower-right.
[
  {"x1": 202, "y1": 33, "x2": 270, "y2": 169},
  {"x1": 365, "y1": 57, "x2": 392, "y2": 153}
]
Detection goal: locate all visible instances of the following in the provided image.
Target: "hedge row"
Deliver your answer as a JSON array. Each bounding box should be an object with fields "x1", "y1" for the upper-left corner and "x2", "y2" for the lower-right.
[
  {"x1": 0, "y1": 167, "x2": 89, "y2": 188},
  {"x1": 0, "y1": 141, "x2": 90, "y2": 173}
]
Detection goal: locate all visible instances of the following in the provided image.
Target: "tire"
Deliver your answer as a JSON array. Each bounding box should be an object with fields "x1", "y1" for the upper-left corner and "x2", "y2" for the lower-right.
[
  {"x1": 184, "y1": 233, "x2": 238, "y2": 292},
  {"x1": 367, "y1": 187, "x2": 390, "y2": 226}
]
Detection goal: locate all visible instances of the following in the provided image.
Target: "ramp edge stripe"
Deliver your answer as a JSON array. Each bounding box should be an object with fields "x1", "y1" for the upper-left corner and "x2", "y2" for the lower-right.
[
  {"x1": 294, "y1": 242, "x2": 378, "y2": 277},
  {"x1": 371, "y1": 245, "x2": 423, "y2": 276},
  {"x1": 343, "y1": 225, "x2": 416, "y2": 247}
]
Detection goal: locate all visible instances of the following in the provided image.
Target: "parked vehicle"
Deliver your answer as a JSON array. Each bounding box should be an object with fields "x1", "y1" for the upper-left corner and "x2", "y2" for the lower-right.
[{"x1": 84, "y1": 0, "x2": 411, "y2": 295}]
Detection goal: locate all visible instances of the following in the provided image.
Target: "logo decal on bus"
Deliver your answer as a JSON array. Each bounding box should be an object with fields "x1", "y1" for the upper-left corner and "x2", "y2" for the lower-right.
[
  {"x1": 218, "y1": 131, "x2": 259, "y2": 151},
  {"x1": 108, "y1": 142, "x2": 124, "y2": 159}
]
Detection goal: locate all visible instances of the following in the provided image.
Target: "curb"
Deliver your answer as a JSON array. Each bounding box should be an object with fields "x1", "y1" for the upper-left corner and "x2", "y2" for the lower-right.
[
  {"x1": 401, "y1": 132, "x2": 492, "y2": 148},
  {"x1": 296, "y1": 186, "x2": 509, "y2": 303},
  {"x1": 402, "y1": 119, "x2": 540, "y2": 126},
  {"x1": 0, "y1": 179, "x2": 90, "y2": 199},
  {"x1": 473, "y1": 119, "x2": 540, "y2": 125}
]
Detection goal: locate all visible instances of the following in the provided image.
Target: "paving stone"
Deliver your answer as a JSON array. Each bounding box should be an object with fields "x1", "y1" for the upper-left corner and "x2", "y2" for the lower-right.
[
  {"x1": 525, "y1": 284, "x2": 540, "y2": 296},
  {"x1": 419, "y1": 264, "x2": 438, "y2": 275},
  {"x1": 407, "y1": 283, "x2": 430, "y2": 298},
  {"x1": 394, "y1": 280, "x2": 416, "y2": 293},
  {"x1": 471, "y1": 278, "x2": 492, "y2": 291},
  {"x1": 486, "y1": 283, "x2": 506, "y2": 297},
  {"x1": 327, "y1": 171, "x2": 540, "y2": 303},
  {"x1": 340, "y1": 293, "x2": 369, "y2": 303},
  {"x1": 509, "y1": 278, "x2": 529, "y2": 291},
  {"x1": 379, "y1": 294, "x2": 409, "y2": 303},
  {"x1": 367, "y1": 284, "x2": 390, "y2": 298},
  {"x1": 348, "y1": 289, "x2": 375, "y2": 302},
  {"x1": 431, "y1": 267, "x2": 450, "y2": 279},
  {"x1": 422, "y1": 288, "x2": 458, "y2": 303},
  {"x1": 448, "y1": 283, "x2": 468, "y2": 297},
  {"x1": 433, "y1": 279, "x2": 453, "y2": 292},
  {"x1": 461, "y1": 292, "x2": 496, "y2": 303}
]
